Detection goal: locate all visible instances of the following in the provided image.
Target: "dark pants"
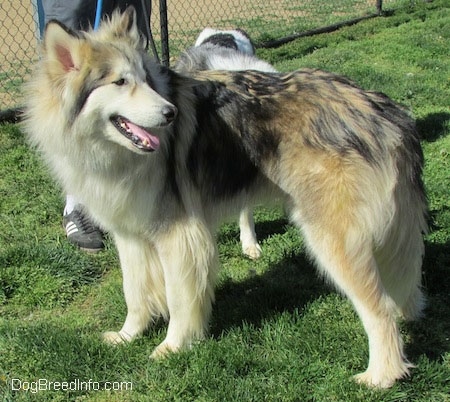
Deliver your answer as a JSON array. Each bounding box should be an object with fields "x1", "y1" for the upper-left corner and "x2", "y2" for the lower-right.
[{"x1": 40, "y1": 0, "x2": 151, "y2": 44}]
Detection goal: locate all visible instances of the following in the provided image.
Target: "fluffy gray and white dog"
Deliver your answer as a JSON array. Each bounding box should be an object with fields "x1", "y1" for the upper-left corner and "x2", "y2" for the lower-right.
[{"x1": 24, "y1": 8, "x2": 427, "y2": 388}]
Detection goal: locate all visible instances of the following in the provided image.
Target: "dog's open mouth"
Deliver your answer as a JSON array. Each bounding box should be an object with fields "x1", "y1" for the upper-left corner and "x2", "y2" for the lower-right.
[{"x1": 110, "y1": 115, "x2": 160, "y2": 152}]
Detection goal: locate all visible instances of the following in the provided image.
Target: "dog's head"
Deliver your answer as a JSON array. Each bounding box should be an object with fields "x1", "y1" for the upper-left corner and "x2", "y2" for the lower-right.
[{"x1": 41, "y1": 7, "x2": 177, "y2": 154}]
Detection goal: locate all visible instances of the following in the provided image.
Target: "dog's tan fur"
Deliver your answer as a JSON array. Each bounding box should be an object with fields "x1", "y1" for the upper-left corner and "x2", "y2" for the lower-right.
[{"x1": 24, "y1": 8, "x2": 427, "y2": 388}]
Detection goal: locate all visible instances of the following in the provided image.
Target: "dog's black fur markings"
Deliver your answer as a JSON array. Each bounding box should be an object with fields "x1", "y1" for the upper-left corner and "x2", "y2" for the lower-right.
[{"x1": 201, "y1": 33, "x2": 239, "y2": 50}]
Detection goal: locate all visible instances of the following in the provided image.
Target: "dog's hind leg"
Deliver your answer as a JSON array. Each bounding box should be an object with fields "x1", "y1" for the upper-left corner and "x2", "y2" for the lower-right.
[
  {"x1": 151, "y1": 218, "x2": 218, "y2": 358},
  {"x1": 294, "y1": 214, "x2": 412, "y2": 388},
  {"x1": 284, "y1": 155, "x2": 412, "y2": 387},
  {"x1": 292, "y1": 193, "x2": 411, "y2": 388},
  {"x1": 239, "y1": 207, "x2": 262, "y2": 259},
  {"x1": 103, "y1": 234, "x2": 167, "y2": 344}
]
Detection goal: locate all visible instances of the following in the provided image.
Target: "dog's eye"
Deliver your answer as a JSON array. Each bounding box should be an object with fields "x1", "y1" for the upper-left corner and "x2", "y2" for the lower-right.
[{"x1": 113, "y1": 78, "x2": 127, "y2": 86}]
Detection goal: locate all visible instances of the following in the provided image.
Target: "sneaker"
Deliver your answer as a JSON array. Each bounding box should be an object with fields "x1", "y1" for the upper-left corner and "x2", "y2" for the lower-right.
[{"x1": 62, "y1": 206, "x2": 104, "y2": 252}]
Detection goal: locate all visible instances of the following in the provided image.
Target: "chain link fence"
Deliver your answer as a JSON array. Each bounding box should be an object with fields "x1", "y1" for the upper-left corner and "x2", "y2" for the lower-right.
[{"x1": 1, "y1": 0, "x2": 406, "y2": 117}]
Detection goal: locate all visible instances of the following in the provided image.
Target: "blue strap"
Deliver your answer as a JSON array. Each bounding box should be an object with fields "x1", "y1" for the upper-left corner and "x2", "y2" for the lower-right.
[{"x1": 94, "y1": 0, "x2": 103, "y2": 31}]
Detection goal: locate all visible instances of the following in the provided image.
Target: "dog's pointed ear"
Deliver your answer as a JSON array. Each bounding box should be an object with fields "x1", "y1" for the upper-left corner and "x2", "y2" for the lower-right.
[
  {"x1": 119, "y1": 6, "x2": 138, "y2": 36},
  {"x1": 106, "y1": 6, "x2": 142, "y2": 49},
  {"x1": 43, "y1": 20, "x2": 82, "y2": 72}
]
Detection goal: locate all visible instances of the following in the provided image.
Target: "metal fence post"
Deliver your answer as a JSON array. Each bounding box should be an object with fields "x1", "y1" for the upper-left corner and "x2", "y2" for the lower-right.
[
  {"x1": 159, "y1": 0, "x2": 169, "y2": 66},
  {"x1": 376, "y1": 0, "x2": 383, "y2": 15}
]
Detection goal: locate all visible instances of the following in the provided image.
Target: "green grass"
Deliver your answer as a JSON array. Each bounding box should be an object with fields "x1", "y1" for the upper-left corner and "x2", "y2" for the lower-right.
[{"x1": 1, "y1": 1, "x2": 449, "y2": 400}]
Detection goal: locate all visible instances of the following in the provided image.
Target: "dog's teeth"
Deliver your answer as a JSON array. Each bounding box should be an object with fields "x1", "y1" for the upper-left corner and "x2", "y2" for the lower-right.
[{"x1": 142, "y1": 139, "x2": 149, "y2": 146}]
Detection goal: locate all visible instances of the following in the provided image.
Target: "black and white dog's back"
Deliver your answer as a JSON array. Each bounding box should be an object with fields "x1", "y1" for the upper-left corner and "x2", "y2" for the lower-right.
[
  {"x1": 185, "y1": 28, "x2": 276, "y2": 73},
  {"x1": 195, "y1": 28, "x2": 256, "y2": 54},
  {"x1": 179, "y1": 28, "x2": 277, "y2": 259}
]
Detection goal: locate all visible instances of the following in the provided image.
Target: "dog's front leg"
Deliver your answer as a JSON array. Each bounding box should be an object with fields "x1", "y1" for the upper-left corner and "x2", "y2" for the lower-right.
[
  {"x1": 239, "y1": 207, "x2": 262, "y2": 259},
  {"x1": 151, "y1": 218, "x2": 218, "y2": 358},
  {"x1": 103, "y1": 233, "x2": 167, "y2": 345}
]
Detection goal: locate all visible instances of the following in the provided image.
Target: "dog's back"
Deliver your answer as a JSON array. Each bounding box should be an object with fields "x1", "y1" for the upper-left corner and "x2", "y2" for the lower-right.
[
  {"x1": 176, "y1": 28, "x2": 276, "y2": 74},
  {"x1": 189, "y1": 67, "x2": 427, "y2": 387}
]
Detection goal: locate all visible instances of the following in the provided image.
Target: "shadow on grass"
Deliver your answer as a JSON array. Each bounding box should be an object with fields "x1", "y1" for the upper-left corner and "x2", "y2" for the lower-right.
[
  {"x1": 214, "y1": 222, "x2": 450, "y2": 366},
  {"x1": 212, "y1": 256, "x2": 329, "y2": 338},
  {"x1": 417, "y1": 112, "x2": 450, "y2": 142},
  {"x1": 213, "y1": 217, "x2": 328, "y2": 336},
  {"x1": 407, "y1": 240, "x2": 450, "y2": 362}
]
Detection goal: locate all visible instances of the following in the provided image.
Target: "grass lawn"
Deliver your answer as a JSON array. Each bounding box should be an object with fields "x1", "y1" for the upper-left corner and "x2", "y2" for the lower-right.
[{"x1": 0, "y1": 1, "x2": 449, "y2": 400}]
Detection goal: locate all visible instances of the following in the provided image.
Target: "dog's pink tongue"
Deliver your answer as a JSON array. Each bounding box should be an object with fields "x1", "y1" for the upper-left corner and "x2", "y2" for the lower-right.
[{"x1": 127, "y1": 121, "x2": 160, "y2": 150}]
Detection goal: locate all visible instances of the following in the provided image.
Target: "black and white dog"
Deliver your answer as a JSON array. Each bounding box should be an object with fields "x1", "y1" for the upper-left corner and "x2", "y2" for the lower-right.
[{"x1": 180, "y1": 27, "x2": 277, "y2": 259}]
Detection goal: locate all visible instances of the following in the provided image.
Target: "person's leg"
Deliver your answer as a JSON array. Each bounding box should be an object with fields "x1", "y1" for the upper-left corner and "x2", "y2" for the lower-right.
[
  {"x1": 41, "y1": 0, "x2": 88, "y2": 28},
  {"x1": 40, "y1": 1, "x2": 105, "y2": 252}
]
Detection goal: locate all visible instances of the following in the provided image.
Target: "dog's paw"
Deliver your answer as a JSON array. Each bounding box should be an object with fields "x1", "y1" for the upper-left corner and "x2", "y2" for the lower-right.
[
  {"x1": 353, "y1": 370, "x2": 395, "y2": 389},
  {"x1": 102, "y1": 331, "x2": 130, "y2": 345},
  {"x1": 242, "y1": 243, "x2": 262, "y2": 260},
  {"x1": 354, "y1": 359, "x2": 411, "y2": 389},
  {"x1": 150, "y1": 341, "x2": 180, "y2": 359}
]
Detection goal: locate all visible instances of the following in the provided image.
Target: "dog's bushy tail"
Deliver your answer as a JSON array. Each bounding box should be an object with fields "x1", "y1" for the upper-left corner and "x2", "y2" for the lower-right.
[{"x1": 373, "y1": 98, "x2": 428, "y2": 321}]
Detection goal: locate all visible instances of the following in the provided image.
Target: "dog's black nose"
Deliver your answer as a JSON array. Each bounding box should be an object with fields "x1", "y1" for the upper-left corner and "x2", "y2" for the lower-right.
[{"x1": 163, "y1": 105, "x2": 177, "y2": 123}]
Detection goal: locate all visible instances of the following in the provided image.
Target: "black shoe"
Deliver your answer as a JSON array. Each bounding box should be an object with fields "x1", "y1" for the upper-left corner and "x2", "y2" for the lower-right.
[{"x1": 62, "y1": 206, "x2": 104, "y2": 252}]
